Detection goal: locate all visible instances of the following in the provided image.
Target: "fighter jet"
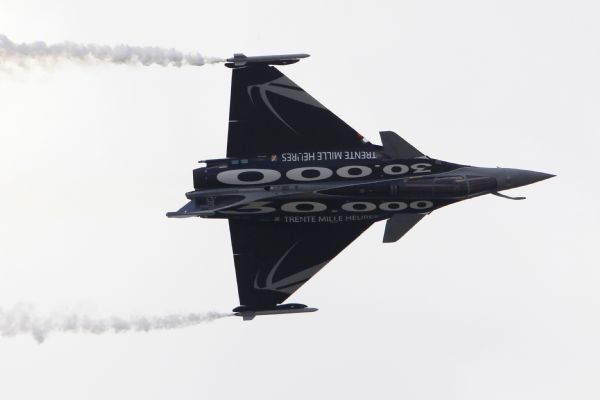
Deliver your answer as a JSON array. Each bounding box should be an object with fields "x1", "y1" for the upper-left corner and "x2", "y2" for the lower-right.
[{"x1": 168, "y1": 53, "x2": 554, "y2": 320}]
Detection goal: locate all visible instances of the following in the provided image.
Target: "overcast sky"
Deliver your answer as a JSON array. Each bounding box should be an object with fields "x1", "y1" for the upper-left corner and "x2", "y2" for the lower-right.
[{"x1": 1, "y1": 1, "x2": 599, "y2": 399}]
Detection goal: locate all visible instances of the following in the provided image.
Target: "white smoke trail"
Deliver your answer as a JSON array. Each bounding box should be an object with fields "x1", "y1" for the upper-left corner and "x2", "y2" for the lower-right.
[
  {"x1": 0, "y1": 34, "x2": 224, "y2": 68},
  {"x1": 0, "y1": 304, "x2": 232, "y2": 343}
]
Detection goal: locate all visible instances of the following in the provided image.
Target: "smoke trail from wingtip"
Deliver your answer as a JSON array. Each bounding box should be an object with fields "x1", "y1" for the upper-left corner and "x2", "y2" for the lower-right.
[
  {"x1": 0, "y1": 34, "x2": 224, "y2": 68},
  {"x1": 0, "y1": 304, "x2": 232, "y2": 343}
]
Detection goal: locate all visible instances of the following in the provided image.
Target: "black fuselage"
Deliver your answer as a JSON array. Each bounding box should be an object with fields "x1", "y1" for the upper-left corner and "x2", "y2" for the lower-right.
[{"x1": 171, "y1": 147, "x2": 507, "y2": 224}]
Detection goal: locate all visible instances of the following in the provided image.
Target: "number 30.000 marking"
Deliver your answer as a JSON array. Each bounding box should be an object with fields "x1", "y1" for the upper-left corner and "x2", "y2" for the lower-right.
[{"x1": 222, "y1": 200, "x2": 433, "y2": 214}]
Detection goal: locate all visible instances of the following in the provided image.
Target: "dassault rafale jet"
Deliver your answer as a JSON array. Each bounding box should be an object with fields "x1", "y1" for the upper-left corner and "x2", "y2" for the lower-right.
[{"x1": 168, "y1": 53, "x2": 554, "y2": 320}]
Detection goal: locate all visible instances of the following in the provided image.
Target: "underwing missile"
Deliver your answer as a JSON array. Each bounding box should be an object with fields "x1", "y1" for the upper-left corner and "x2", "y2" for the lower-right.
[
  {"x1": 233, "y1": 304, "x2": 318, "y2": 321},
  {"x1": 225, "y1": 53, "x2": 309, "y2": 68}
]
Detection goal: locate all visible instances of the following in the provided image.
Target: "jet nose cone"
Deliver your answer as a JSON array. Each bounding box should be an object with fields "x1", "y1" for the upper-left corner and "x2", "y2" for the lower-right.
[{"x1": 496, "y1": 169, "x2": 555, "y2": 190}]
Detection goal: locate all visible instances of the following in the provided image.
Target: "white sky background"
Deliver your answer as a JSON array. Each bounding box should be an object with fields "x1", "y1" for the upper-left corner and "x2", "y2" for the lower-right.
[{"x1": 0, "y1": 0, "x2": 599, "y2": 398}]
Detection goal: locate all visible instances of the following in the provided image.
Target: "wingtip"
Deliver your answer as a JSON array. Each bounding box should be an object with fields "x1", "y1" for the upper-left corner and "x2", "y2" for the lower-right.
[{"x1": 225, "y1": 53, "x2": 310, "y2": 68}]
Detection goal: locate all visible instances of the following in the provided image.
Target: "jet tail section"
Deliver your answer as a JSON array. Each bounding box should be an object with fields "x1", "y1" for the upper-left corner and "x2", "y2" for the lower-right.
[
  {"x1": 380, "y1": 131, "x2": 425, "y2": 159},
  {"x1": 166, "y1": 189, "x2": 296, "y2": 218}
]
